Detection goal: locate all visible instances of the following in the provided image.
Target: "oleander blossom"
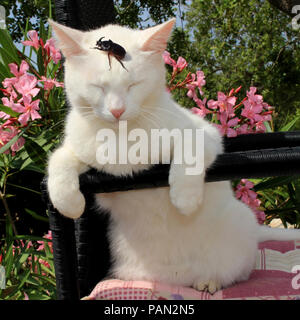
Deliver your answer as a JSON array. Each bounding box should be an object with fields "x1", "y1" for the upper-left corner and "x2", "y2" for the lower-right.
[
  {"x1": 36, "y1": 231, "x2": 53, "y2": 272},
  {"x1": 186, "y1": 71, "x2": 206, "y2": 100},
  {"x1": 44, "y1": 38, "x2": 62, "y2": 64},
  {"x1": 162, "y1": 52, "x2": 273, "y2": 137},
  {"x1": 22, "y1": 30, "x2": 40, "y2": 50},
  {"x1": 0, "y1": 123, "x2": 25, "y2": 155},
  {"x1": 0, "y1": 37, "x2": 63, "y2": 156},
  {"x1": 235, "y1": 179, "x2": 266, "y2": 224},
  {"x1": 39, "y1": 76, "x2": 64, "y2": 91},
  {"x1": 14, "y1": 74, "x2": 40, "y2": 98},
  {"x1": 8, "y1": 60, "x2": 29, "y2": 78},
  {"x1": 16, "y1": 95, "x2": 41, "y2": 125},
  {"x1": 215, "y1": 113, "x2": 239, "y2": 138}
]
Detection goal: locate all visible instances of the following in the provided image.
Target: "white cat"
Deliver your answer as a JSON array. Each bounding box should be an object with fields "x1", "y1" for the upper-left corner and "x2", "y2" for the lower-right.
[{"x1": 47, "y1": 19, "x2": 300, "y2": 294}]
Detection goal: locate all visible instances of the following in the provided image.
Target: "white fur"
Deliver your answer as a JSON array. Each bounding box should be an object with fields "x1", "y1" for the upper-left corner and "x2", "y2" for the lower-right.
[{"x1": 47, "y1": 20, "x2": 300, "y2": 293}]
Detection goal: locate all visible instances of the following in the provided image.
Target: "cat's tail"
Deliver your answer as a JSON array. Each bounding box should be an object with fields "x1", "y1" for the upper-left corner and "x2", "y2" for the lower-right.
[{"x1": 257, "y1": 225, "x2": 300, "y2": 242}]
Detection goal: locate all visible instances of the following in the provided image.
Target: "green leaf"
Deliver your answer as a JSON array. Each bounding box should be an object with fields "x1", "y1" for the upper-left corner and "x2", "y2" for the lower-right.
[
  {"x1": 6, "y1": 269, "x2": 31, "y2": 298},
  {"x1": 21, "y1": 163, "x2": 46, "y2": 174},
  {"x1": 265, "y1": 206, "x2": 300, "y2": 214},
  {"x1": 40, "y1": 264, "x2": 55, "y2": 277},
  {"x1": 254, "y1": 176, "x2": 300, "y2": 191},
  {"x1": 0, "y1": 133, "x2": 20, "y2": 155},
  {"x1": 0, "y1": 104, "x2": 20, "y2": 117},
  {"x1": 19, "y1": 253, "x2": 30, "y2": 265},
  {"x1": 33, "y1": 273, "x2": 56, "y2": 286},
  {"x1": 24, "y1": 208, "x2": 48, "y2": 222},
  {"x1": 0, "y1": 29, "x2": 19, "y2": 62},
  {"x1": 39, "y1": 18, "x2": 47, "y2": 43},
  {"x1": 19, "y1": 156, "x2": 33, "y2": 171},
  {"x1": 24, "y1": 138, "x2": 47, "y2": 171},
  {"x1": 0, "y1": 47, "x2": 14, "y2": 73},
  {"x1": 37, "y1": 47, "x2": 45, "y2": 76},
  {"x1": 0, "y1": 61, "x2": 11, "y2": 79},
  {"x1": 11, "y1": 235, "x2": 52, "y2": 242},
  {"x1": 263, "y1": 121, "x2": 272, "y2": 133},
  {"x1": 24, "y1": 275, "x2": 40, "y2": 286},
  {"x1": 280, "y1": 116, "x2": 300, "y2": 132},
  {"x1": 6, "y1": 182, "x2": 41, "y2": 195},
  {"x1": 3, "y1": 243, "x2": 14, "y2": 278}
]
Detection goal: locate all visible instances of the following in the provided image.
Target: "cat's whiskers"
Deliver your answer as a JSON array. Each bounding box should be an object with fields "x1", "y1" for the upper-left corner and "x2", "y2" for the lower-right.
[
  {"x1": 140, "y1": 110, "x2": 165, "y2": 129},
  {"x1": 81, "y1": 112, "x2": 96, "y2": 120},
  {"x1": 144, "y1": 105, "x2": 185, "y2": 122},
  {"x1": 139, "y1": 112, "x2": 163, "y2": 130},
  {"x1": 77, "y1": 106, "x2": 94, "y2": 111},
  {"x1": 47, "y1": 107, "x2": 69, "y2": 113}
]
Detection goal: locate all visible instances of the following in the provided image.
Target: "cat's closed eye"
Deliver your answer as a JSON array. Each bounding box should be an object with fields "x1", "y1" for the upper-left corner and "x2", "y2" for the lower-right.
[
  {"x1": 91, "y1": 83, "x2": 106, "y2": 93},
  {"x1": 127, "y1": 81, "x2": 142, "y2": 91}
]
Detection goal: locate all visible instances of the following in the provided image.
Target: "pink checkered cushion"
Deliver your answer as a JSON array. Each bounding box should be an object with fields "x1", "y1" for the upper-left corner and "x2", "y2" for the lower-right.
[{"x1": 82, "y1": 240, "x2": 300, "y2": 300}]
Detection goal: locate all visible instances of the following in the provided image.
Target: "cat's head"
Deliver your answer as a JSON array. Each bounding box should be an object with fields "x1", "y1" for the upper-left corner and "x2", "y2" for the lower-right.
[{"x1": 49, "y1": 19, "x2": 176, "y2": 124}]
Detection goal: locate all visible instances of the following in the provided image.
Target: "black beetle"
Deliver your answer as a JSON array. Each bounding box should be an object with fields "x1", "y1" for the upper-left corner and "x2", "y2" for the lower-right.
[{"x1": 93, "y1": 37, "x2": 127, "y2": 71}]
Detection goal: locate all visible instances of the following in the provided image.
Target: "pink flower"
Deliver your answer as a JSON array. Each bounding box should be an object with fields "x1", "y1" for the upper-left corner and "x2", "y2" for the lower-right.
[
  {"x1": 2, "y1": 78, "x2": 18, "y2": 99},
  {"x1": 247, "y1": 87, "x2": 263, "y2": 105},
  {"x1": 44, "y1": 38, "x2": 62, "y2": 64},
  {"x1": 37, "y1": 230, "x2": 53, "y2": 252},
  {"x1": 255, "y1": 121, "x2": 266, "y2": 133},
  {"x1": 236, "y1": 123, "x2": 252, "y2": 135},
  {"x1": 17, "y1": 95, "x2": 41, "y2": 125},
  {"x1": 176, "y1": 56, "x2": 188, "y2": 72},
  {"x1": 2, "y1": 96, "x2": 23, "y2": 113},
  {"x1": 39, "y1": 76, "x2": 64, "y2": 91},
  {"x1": 36, "y1": 231, "x2": 53, "y2": 272},
  {"x1": 196, "y1": 71, "x2": 206, "y2": 94},
  {"x1": 215, "y1": 112, "x2": 239, "y2": 137},
  {"x1": 163, "y1": 51, "x2": 177, "y2": 68},
  {"x1": 241, "y1": 99, "x2": 263, "y2": 124},
  {"x1": 235, "y1": 179, "x2": 265, "y2": 224},
  {"x1": 0, "y1": 125, "x2": 25, "y2": 154},
  {"x1": 22, "y1": 30, "x2": 40, "y2": 50},
  {"x1": 8, "y1": 61, "x2": 29, "y2": 78},
  {"x1": 208, "y1": 92, "x2": 236, "y2": 117},
  {"x1": 240, "y1": 87, "x2": 271, "y2": 127},
  {"x1": 191, "y1": 97, "x2": 210, "y2": 117},
  {"x1": 191, "y1": 107, "x2": 206, "y2": 117},
  {"x1": 14, "y1": 74, "x2": 40, "y2": 98},
  {"x1": 186, "y1": 73, "x2": 197, "y2": 99},
  {"x1": 0, "y1": 111, "x2": 10, "y2": 120},
  {"x1": 207, "y1": 99, "x2": 218, "y2": 109},
  {"x1": 186, "y1": 71, "x2": 206, "y2": 99}
]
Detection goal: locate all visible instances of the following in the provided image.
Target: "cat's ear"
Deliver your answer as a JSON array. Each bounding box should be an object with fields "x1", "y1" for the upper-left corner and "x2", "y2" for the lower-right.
[
  {"x1": 141, "y1": 18, "x2": 176, "y2": 53},
  {"x1": 48, "y1": 19, "x2": 86, "y2": 58}
]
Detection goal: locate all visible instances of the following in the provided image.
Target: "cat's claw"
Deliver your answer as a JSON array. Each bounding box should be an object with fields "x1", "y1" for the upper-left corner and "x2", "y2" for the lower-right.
[{"x1": 193, "y1": 280, "x2": 221, "y2": 294}]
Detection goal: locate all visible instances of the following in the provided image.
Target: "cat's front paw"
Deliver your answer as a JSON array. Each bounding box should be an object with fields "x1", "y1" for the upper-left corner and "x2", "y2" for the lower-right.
[
  {"x1": 48, "y1": 178, "x2": 85, "y2": 219},
  {"x1": 169, "y1": 184, "x2": 203, "y2": 216}
]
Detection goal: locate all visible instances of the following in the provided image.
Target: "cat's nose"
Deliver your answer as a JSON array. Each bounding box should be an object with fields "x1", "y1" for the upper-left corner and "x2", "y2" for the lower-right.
[{"x1": 110, "y1": 107, "x2": 125, "y2": 119}]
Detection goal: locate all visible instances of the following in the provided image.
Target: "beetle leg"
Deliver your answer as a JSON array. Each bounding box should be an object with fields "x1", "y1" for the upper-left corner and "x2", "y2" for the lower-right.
[
  {"x1": 108, "y1": 53, "x2": 112, "y2": 70},
  {"x1": 116, "y1": 57, "x2": 128, "y2": 72}
]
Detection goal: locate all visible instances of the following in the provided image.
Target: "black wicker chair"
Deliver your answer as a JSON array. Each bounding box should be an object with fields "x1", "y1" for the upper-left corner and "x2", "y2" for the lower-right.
[{"x1": 43, "y1": 0, "x2": 300, "y2": 300}]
